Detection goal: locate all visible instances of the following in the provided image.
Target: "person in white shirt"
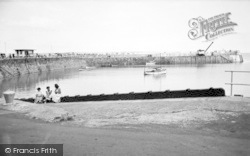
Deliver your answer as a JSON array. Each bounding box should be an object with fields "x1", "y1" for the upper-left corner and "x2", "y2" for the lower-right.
[
  {"x1": 45, "y1": 86, "x2": 52, "y2": 103},
  {"x1": 34, "y1": 87, "x2": 45, "y2": 103},
  {"x1": 52, "y1": 84, "x2": 61, "y2": 103}
]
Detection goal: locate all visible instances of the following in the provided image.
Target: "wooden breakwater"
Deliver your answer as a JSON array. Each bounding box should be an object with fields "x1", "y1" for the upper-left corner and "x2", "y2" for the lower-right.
[
  {"x1": 61, "y1": 88, "x2": 225, "y2": 102},
  {"x1": 0, "y1": 57, "x2": 86, "y2": 79},
  {"x1": 20, "y1": 88, "x2": 225, "y2": 103}
]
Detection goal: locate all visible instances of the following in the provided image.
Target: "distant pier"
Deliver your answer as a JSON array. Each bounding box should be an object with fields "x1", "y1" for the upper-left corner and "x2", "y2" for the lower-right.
[{"x1": 0, "y1": 53, "x2": 243, "y2": 79}]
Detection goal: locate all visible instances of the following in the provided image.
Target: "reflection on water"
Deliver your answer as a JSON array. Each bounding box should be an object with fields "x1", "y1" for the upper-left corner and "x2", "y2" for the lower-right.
[
  {"x1": 0, "y1": 69, "x2": 78, "y2": 98},
  {"x1": 1, "y1": 54, "x2": 250, "y2": 98},
  {"x1": 144, "y1": 74, "x2": 167, "y2": 80}
]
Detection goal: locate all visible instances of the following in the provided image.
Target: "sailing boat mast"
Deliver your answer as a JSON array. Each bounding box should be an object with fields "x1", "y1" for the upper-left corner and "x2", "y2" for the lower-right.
[{"x1": 160, "y1": 53, "x2": 161, "y2": 68}]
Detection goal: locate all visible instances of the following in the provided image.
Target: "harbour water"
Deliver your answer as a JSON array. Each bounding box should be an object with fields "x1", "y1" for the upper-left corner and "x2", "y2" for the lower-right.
[{"x1": 1, "y1": 53, "x2": 250, "y2": 99}]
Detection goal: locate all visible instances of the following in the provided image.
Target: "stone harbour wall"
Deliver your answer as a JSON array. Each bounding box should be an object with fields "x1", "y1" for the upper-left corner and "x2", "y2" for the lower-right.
[
  {"x1": 86, "y1": 55, "x2": 235, "y2": 67},
  {"x1": 0, "y1": 57, "x2": 86, "y2": 79},
  {"x1": 0, "y1": 54, "x2": 241, "y2": 79}
]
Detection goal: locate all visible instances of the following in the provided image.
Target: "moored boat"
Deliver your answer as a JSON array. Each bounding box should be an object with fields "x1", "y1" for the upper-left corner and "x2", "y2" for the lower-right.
[
  {"x1": 144, "y1": 67, "x2": 167, "y2": 75},
  {"x1": 79, "y1": 66, "x2": 96, "y2": 71},
  {"x1": 145, "y1": 61, "x2": 156, "y2": 66}
]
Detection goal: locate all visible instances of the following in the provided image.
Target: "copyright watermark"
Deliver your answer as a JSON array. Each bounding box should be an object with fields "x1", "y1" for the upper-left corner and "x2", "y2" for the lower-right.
[
  {"x1": 5, "y1": 148, "x2": 11, "y2": 153},
  {"x1": 0, "y1": 144, "x2": 63, "y2": 156},
  {"x1": 188, "y1": 12, "x2": 237, "y2": 41}
]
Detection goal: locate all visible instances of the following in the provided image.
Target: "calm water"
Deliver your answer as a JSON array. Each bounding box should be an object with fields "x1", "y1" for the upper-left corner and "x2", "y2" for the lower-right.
[{"x1": 1, "y1": 53, "x2": 250, "y2": 98}]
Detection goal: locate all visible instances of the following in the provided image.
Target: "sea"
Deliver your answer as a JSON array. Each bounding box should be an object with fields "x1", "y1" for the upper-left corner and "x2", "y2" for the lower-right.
[{"x1": 1, "y1": 53, "x2": 250, "y2": 99}]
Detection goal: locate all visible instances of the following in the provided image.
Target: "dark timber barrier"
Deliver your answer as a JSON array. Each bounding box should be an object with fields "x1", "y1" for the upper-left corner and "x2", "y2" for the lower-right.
[{"x1": 20, "y1": 88, "x2": 225, "y2": 103}]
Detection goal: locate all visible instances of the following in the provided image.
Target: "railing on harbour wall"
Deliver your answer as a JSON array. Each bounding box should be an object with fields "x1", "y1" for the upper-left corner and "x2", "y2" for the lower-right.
[{"x1": 225, "y1": 71, "x2": 250, "y2": 96}]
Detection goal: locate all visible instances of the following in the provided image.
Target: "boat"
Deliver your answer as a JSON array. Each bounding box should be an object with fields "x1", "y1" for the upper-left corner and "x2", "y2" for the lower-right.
[
  {"x1": 79, "y1": 66, "x2": 96, "y2": 71},
  {"x1": 145, "y1": 61, "x2": 156, "y2": 66},
  {"x1": 144, "y1": 67, "x2": 167, "y2": 75},
  {"x1": 144, "y1": 54, "x2": 166, "y2": 75},
  {"x1": 85, "y1": 66, "x2": 96, "y2": 70}
]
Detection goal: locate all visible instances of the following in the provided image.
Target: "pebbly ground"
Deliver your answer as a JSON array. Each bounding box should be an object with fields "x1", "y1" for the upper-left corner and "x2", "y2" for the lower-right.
[
  {"x1": 0, "y1": 97, "x2": 250, "y2": 156},
  {"x1": 1, "y1": 97, "x2": 249, "y2": 128}
]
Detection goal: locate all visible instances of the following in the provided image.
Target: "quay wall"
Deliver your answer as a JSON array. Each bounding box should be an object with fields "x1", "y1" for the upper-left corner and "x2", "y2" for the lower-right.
[
  {"x1": 0, "y1": 55, "x2": 240, "y2": 79},
  {"x1": 86, "y1": 55, "x2": 236, "y2": 67},
  {"x1": 0, "y1": 57, "x2": 86, "y2": 79}
]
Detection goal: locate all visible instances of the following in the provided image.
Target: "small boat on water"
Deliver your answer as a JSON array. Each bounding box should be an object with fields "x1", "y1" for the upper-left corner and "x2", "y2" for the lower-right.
[
  {"x1": 145, "y1": 61, "x2": 156, "y2": 66},
  {"x1": 144, "y1": 67, "x2": 167, "y2": 75},
  {"x1": 79, "y1": 66, "x2": 96, "y2": 71},
  {"x1": 144, "y1": 54, "x2": 166, "y2": 75}
]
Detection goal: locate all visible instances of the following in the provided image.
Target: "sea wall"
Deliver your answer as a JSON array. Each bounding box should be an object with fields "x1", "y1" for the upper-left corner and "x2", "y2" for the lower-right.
[
  {"x1": 85, "y1": 55, "x2": 235, "y2": 67},
  {"x1": 0, "y1": 57, "x2": 86, "y2": 79},
  {"x1": 0, "y1": 54, "x2": 241, "y2": 79},
  {"x1": 165, "y1": 55, "x2": 234, "y2": 64}
]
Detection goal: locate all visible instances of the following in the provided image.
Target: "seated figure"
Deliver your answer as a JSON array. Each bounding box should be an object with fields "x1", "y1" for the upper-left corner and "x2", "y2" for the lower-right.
[
  {"x1": 52, "y1": 84, "x2": 61, "y2": 103},
  {"x1": 34, "y1": 87, "x2": 45, "y2": 103},
  {"x1": 45, "y1": 86, "x2": 52, "y2": 103}
]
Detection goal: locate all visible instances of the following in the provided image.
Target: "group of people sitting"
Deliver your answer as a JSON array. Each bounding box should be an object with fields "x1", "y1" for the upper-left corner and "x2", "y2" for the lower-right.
[{"x1": 35, "y1": 84, "x2": 61, "y2": 104}]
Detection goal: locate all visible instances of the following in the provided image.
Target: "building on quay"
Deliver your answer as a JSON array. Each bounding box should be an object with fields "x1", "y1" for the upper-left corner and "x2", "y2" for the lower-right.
[{"x1": 15, "y1": 49, "x2": 35, "y2": 57}]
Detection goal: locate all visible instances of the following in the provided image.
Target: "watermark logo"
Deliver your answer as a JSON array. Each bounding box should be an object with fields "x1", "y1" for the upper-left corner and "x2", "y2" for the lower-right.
[
  {"x1": 188, "y1": 12, "x2": 237, "y2": 41},
  {"x1": 0, "y1": 144, "x2": 63, "y2": 156},
  {"x1": 5, "y1": 148, "x2": 11, "y2": 153}
]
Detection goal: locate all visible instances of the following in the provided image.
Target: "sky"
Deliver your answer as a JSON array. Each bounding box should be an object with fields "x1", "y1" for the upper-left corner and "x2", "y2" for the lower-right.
[{"x1": 0, "y1": 0, "x2": 250, "y2": 54}]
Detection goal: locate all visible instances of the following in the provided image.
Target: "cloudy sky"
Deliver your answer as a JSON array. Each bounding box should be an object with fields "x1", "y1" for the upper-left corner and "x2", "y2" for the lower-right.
[{"x1": 0, "y1": 0, "x2": 249, "y2": 54}]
